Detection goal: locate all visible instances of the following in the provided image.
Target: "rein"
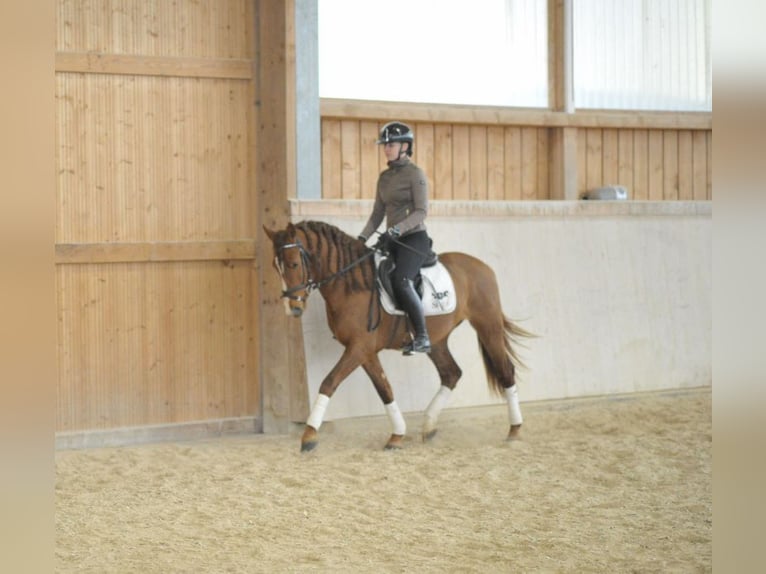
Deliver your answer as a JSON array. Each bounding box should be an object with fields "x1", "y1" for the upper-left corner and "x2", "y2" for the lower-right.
[
  {"x1": 277, "y1": 240, "x2": 375, "y2": 302},
  {"x1": 278, "y1": 232, "x2": 420, "y2": 333}
]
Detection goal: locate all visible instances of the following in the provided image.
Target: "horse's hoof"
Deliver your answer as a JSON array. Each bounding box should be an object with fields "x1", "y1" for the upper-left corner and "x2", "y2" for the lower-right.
[
  {"x1": 384, "y1": 434, "x2": 404, "y2": 450},
  {"x1": 301, "y1": 426, "x2": 318, "y2": 452},
  {"x1": 506, "y1": 424, "x2": 522, "y2": 441},
  {"x1": 301, "y1": 440, "x2": 318, "y2": 452},
  {"x1": 422, "y1": 429, "x2": 438, "y2": 442}
]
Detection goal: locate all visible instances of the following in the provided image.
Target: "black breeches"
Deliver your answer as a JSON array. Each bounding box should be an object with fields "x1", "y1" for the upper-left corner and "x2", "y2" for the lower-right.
[{"x1": 390, "y1": 230, "x2": 430, "y2": 289}]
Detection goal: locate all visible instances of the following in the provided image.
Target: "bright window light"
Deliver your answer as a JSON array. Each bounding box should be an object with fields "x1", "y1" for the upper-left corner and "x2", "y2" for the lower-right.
[{"x1": 318, "y1": 0, "x2": 549, "y2": 107}]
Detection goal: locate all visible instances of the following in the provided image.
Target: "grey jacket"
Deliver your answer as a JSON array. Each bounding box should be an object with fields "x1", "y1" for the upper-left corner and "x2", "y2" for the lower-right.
[{"x1": 360, "y1": 157, "x2": 429, "y2": 240}]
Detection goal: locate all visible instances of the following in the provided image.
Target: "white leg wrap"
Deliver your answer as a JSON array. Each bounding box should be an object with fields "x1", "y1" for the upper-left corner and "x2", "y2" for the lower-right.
[
  {"x1": 306, "y1": 393, "x2": 330, "y2": 430},
  {"x1": 505, "y1": 385, "x2": 523, "y2": 425},
  {"x1": 423, "y1": 385, "x2": 452, "y2": 432},
  {"x1": 385, "y1": 401, "x2": 407, "y2": 436}
]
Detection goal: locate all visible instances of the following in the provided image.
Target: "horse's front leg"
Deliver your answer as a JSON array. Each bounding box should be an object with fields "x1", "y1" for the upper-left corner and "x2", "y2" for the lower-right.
[
  {"x1": 301, "y1": 346, "x2": 364, "y2": 452},
  {"x1": 362, "y1": 355, "x2": 406, "y2": 450}
]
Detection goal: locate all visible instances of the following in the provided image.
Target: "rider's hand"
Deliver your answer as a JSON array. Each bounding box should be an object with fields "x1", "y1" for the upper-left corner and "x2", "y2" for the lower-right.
[{"x1": 374, "y1": 232, "x2": 392, "y2": 251}]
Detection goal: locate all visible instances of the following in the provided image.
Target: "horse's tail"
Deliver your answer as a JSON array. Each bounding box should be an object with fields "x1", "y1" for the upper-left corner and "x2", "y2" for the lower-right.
[{"x1": 478, "y1": 315, "x2": 536, "y2": 397}]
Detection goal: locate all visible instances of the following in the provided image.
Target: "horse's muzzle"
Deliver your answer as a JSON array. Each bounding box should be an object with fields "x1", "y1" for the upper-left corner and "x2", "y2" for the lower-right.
[{"x1": 290, "y1": 306, "x2": 304, "y2": 318}]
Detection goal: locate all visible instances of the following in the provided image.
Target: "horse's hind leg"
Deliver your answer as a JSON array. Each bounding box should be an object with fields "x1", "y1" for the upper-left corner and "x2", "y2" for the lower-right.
[
  {"x1": 361, "y1": 355, "x2": 406, "y2": 450},
  {"x1": 470, "y1": 314, "x2": 524, "y2": 441},
  {"x1": 505, "y1": 385, "x2": 523, "y2": 440},
  {"x1": 422, "y1": 341, "x2": 462, "y2": 441}
]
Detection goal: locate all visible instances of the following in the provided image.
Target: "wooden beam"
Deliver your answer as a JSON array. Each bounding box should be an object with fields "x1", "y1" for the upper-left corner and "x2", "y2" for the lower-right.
[
  {"x1": 320, "y1": 99, "x2": 712, "y2": 131},
  {"x1": 55, "y1": 52, "x2": 253, "y2": 80},
  {"x1": 55, "y1": 240, "x2": 256, "y2": 265},
  {"x1": 256, "y1": 0, "x2": 309, "y2": 433},
  {"x1": 548, "y1": 0, "x2": 573, "y2": 112},
  {"x1": 550, "y1": 127, "x2": 579, "y2": 199},
  {"x1": 548, "y1": 0, "x2": 577, "y2": 199}
]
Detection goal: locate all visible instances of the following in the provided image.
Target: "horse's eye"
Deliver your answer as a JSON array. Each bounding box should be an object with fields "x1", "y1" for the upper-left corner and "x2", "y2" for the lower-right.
[{"x1": 288, "y1": 262, "x2": 299, "y2": 269}]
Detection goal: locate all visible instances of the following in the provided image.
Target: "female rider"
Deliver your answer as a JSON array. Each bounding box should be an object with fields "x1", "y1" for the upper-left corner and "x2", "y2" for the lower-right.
[{"x1": 358, "y1": 121, "x2": 432, "y2": 354}]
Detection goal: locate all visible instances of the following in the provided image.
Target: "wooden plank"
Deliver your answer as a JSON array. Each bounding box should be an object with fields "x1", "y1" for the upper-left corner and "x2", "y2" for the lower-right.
[
  {"x1": 602, "y1": 128, "x2": 619, "y2": 185},
  {"x1": 452, "y1": 125, "x2": 470, "y2": 199},
  {"x1": 360, "y1": 120, "x2": 380, "y2": 200},
  {"x1": 677, "y1": 131, "x2": 693, "y2": 200},
  {"x1": 633, "y1": 129, "x2": 648, "y2": 200},
  {"x1": 487, "y1": 126, "x2": 505, "y2": 200},
  {"x1": 56, "y1": 0, "x2": 252, "y2": 59},
  {"x1": 56, "y1": 74, "x2": 253, "y2": 243},
  {"x1": 55, "y1": 240, "x2": 256, "y2": 265},
  {"x1": 56, "y1": 52, "x2": 253, "y2": 79},
  {"x1": 663, "y1": 130, "x2": 679, "y2": 200},
  {"x1": 520, "y1": 127, "x2": 538, "y2": 200},
  {"x1": 321, "y1": 119, "x2": 342, "y2": 199},
  {"x1": 647, "y1": 130, "x2": 664, "y2": 201},
  {"x1": 56, "y1": 261, "x2": 258, "y2": 431},
  {"x1": 576, "y1": 128, "x2": 587, "y2": 197},
  {"x1": 321, "y1": 99, "x2": 712, "y2": 130},
  {"x1": 415, "y1": 122, "x2": 435, "y2": 194},
  {"x1": 505, "y1": 127, "x2": 522, "y2": 200},
  {"x1": 469, "y1": 125, "x2": 487, "y2": 200},
  {"x1": 433, "y1": 124, "x2": 453, "y2": 199},
  {"x1": 692, "y1": 130, "x2": 708, "y2": 201},
  {"x1": 536, "y1": 128, "x2": 550, "y2": 199},
  {"x1": 585, "y1": 128, "x2": 603, "y2": 192},
  {"x1": 340, "y1": 120, "x2": 361, "y2": 199},
  {"x1": 549, "y1": 128, "x2": 564, "y2": 200},
  {"x1": 618, "y1": 129, "x2": 634, "y2": 197}
]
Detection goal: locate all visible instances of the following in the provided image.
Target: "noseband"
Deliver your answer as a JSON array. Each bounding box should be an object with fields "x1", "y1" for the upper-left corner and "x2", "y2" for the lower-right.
[{"x1": 276, "y1": 241, "x2": 314, "y2": 302}]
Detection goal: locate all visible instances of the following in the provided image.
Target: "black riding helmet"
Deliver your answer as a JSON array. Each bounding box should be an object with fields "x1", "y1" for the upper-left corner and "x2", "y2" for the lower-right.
[{"x1": 377, "y1": 121, "x2": 414, "y2": 156}]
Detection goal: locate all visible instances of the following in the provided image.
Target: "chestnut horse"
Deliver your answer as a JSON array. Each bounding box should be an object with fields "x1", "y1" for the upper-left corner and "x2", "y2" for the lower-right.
[{"x1": 264, "y1": 220, "x2": 533, "y2": 451}]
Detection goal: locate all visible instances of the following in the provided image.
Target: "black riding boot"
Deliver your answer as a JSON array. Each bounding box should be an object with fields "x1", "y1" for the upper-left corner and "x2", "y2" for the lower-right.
[{"x1": 396, "y1": 278, "x2": 431, "y2": 355}]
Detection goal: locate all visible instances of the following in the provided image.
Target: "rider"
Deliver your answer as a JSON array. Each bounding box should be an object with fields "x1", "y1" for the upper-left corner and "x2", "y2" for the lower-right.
[{"x1": 358, "y1": 121, "x2": 432, "y2": 355}]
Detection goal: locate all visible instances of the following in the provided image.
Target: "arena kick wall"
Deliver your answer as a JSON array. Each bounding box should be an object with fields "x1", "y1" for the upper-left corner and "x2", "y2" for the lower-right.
[{"x1": 290, "y1": 199, "x2": 712, "y2": 422}]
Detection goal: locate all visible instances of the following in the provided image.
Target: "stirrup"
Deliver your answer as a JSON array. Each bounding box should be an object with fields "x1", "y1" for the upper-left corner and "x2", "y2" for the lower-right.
[{"x1": 402, "y1": 334, "x2": 431, "y2": 355}]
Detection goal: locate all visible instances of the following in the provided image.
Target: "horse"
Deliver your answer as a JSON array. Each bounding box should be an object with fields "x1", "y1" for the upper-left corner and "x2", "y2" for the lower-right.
[{"x1": 263, "y1": 220, "x2": 534, "y2": 451}]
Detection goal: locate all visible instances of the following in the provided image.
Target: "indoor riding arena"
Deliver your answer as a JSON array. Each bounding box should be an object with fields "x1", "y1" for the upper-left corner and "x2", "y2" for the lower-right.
[{"x1": 55, "y1": 1, "x2": 712, "y2": 572}]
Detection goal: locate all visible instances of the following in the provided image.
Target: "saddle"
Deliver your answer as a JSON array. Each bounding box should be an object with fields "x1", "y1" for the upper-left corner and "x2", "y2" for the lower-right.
[
  {"x1": 375, "y1": 249, "x2": 456, "y2": 317},
  {"x1": 377, "y1": 248, "x2": 437, "y2": 300}
]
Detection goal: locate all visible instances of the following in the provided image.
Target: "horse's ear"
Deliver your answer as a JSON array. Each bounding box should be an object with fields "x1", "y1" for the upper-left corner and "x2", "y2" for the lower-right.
[
  {"x1": 263, "y1": 225, "x2": 275, "y2": 241},
  {"x1": 286, "y1": 222, "x2": 296, "y2": 235}
]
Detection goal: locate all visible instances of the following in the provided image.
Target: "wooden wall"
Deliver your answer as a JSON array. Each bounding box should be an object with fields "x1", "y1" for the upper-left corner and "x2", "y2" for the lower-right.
[
  {"x1": 577, "y1": 128, "x2": 712, "y2": 201},
  {"x1": 320, "y1": 101, "x2": 712, "y2": 201},
  {"x1": 55, "y1": 0, "x2": 261, "y2": 432}
]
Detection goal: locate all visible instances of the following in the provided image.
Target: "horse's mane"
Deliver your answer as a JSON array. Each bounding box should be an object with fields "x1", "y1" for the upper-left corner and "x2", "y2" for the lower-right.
[{"x1": 294, "y1": 220, "x2": 376, "y2": 295}]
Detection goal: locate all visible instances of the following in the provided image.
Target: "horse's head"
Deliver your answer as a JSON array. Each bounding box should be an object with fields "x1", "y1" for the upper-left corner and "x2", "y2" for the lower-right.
[{"x1": 264, "y1": 223, "x2": 313, "y2": 317}]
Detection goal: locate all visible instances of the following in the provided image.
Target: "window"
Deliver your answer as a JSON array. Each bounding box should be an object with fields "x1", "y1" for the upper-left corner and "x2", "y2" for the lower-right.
[
  {"x1": 573, "y1": 0, "x2": 711, "y2": 111},
  {"x1": 318, "y1": 0, "x2": 712, "y2": 112},
  {"x1": 318, "y1": 0, "x2": 548, "y2": 107}
]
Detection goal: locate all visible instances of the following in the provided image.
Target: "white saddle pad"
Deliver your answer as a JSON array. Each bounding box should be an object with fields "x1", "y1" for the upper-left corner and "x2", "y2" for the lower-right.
[{"x1": 376, "y1": 256, "x2": 457, "y2": 317}]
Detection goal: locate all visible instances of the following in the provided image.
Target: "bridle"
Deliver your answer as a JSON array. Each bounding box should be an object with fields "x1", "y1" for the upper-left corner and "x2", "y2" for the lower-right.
[{"x1": 275, "y1": 240, "x2": 375, "y2": 302}]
